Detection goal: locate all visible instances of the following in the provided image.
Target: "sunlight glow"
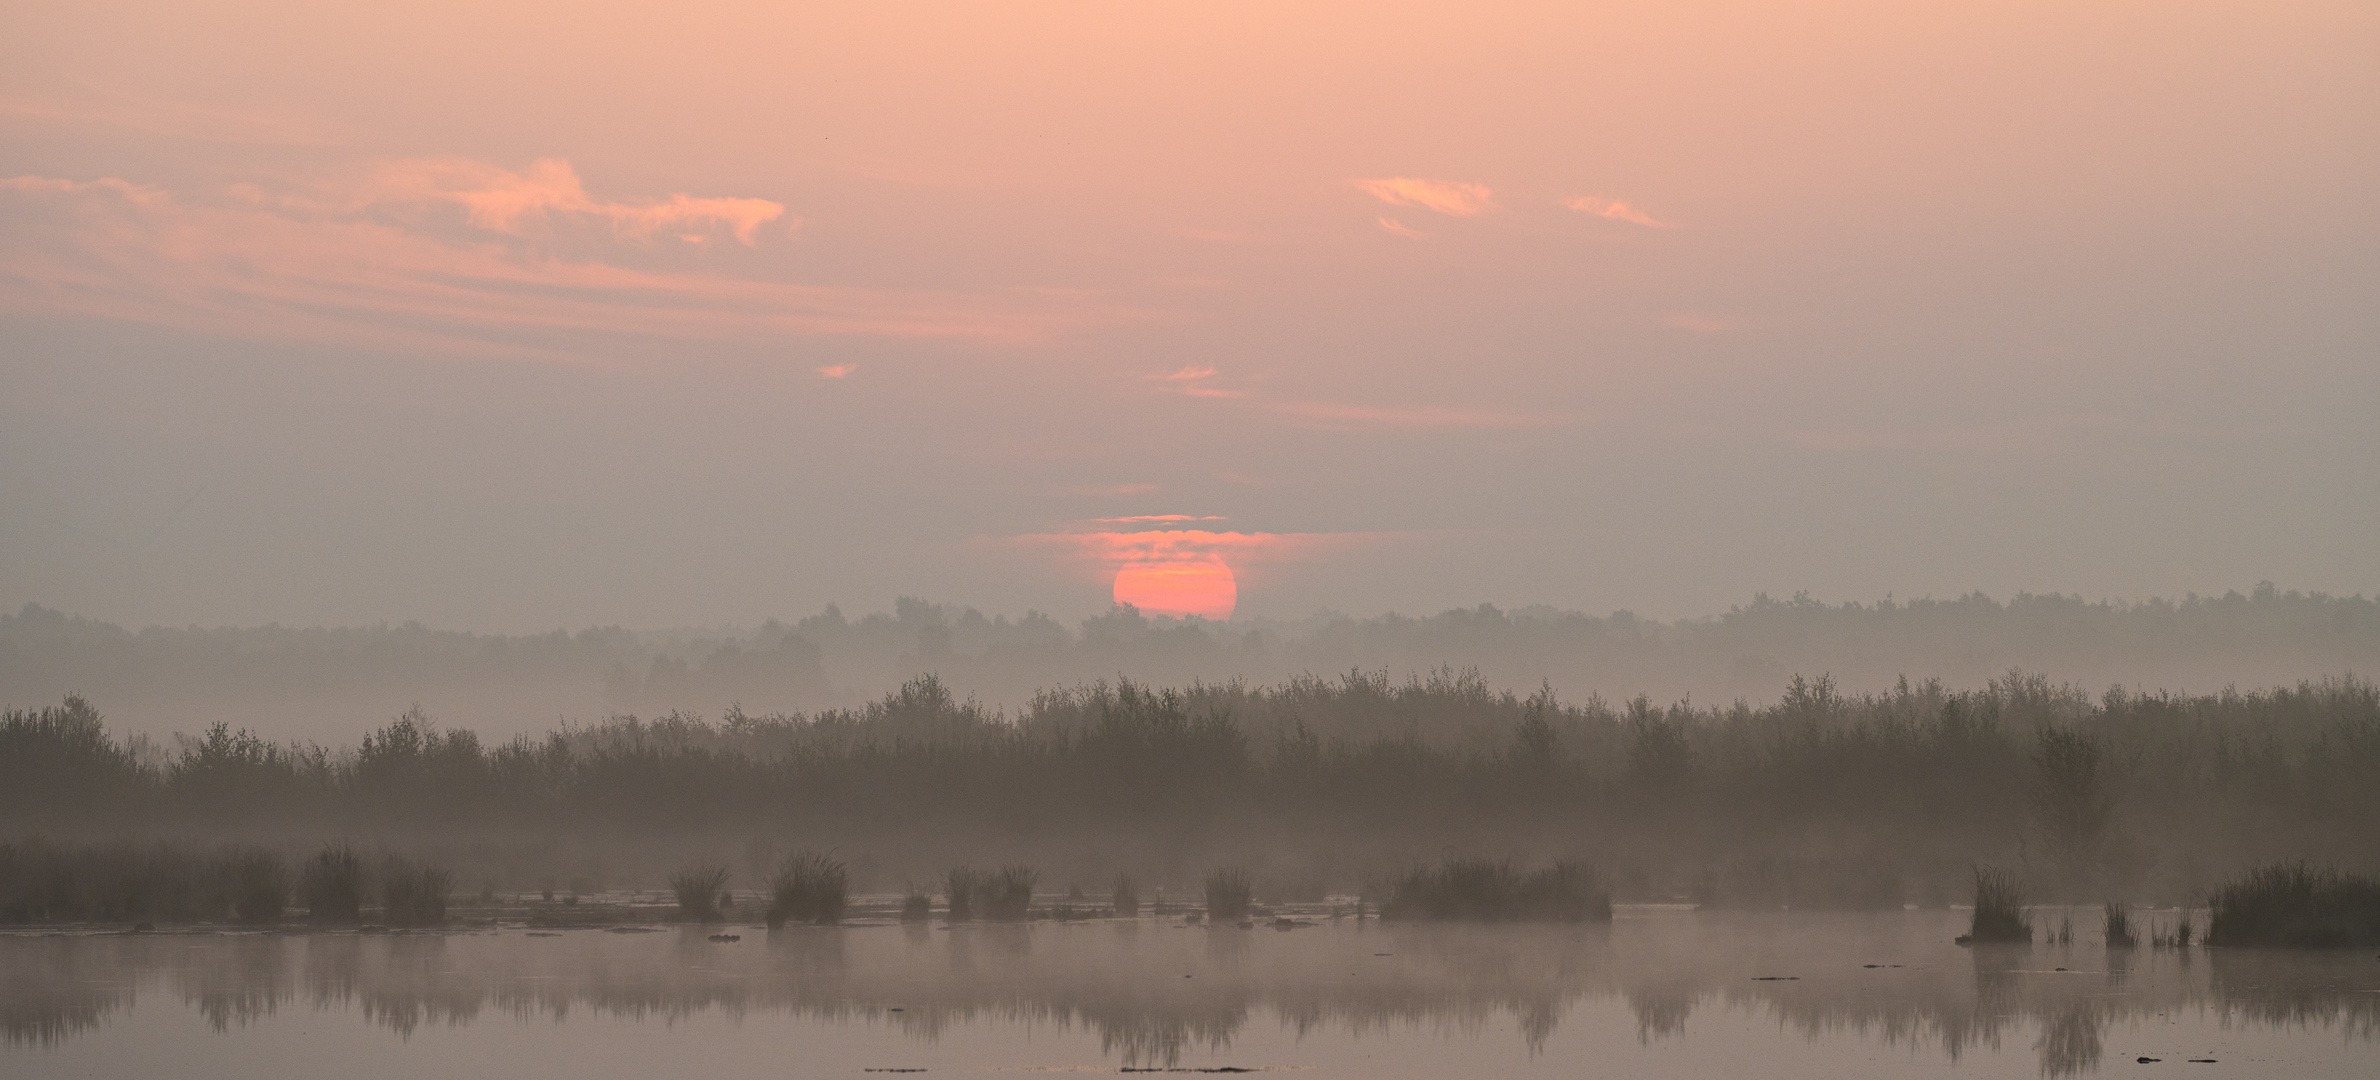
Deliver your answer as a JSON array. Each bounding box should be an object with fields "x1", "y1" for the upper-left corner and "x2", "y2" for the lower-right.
[{"x1": 1113, "y1": 559, "x2": 1236, "y2": 620}]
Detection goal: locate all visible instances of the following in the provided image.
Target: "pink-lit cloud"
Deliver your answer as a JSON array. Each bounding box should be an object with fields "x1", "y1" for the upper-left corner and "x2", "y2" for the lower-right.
[
  {"x1": 1018, "y1": 527, "x2": 1355, "y2": 574},
  {"x1": 1356, "y1": 177, "x2": 1497, "y2": 216},
  {"x1": 1376, "y1": 216, "x2": 1425, "y2": 239},
  {"x1": 1008, "y1": 523, "x2": 1383, "y2": 618},
  {"x1": 0, "y1": 170, "x2": 1118, "y2": 357},
  {"x1": 1140, "y1": 356, "x2": 1563, "y2": 430},
  {"x1": 358, "y1": 158, "x2": 785, "y2": 244},
  {"x1": 1151, "y1": 365, "x2": 1247, "y2": 398},
  {"x1": 3, "y1": 175, "x2": 168, "y2": 205},
  {"x1": 817, "y1": 364, "x2": 856, "y2": 378},
  {"x1": 1563, "y1": 195, "x2": 1667, "y2": 228}
]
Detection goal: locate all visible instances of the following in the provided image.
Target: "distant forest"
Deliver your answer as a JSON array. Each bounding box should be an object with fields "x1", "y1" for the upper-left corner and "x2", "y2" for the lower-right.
[
  {"x1": 5, "y1": 669, "x2": 2375, "y2": 907},
  {"x1": 2, "y1": 584, "x2": 2374, "y2": 741}
]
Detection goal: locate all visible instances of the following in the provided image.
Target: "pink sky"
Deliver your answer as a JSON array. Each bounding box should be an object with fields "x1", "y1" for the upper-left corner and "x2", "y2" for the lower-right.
[{"x1": 3, "y1": 1, "x2": 2375, "y2": 629}]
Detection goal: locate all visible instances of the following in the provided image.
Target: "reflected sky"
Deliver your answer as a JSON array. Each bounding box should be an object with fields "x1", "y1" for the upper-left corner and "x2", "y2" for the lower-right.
[{"x1": 4, "y1": 909, "x2": 2375, "y2": 1078}]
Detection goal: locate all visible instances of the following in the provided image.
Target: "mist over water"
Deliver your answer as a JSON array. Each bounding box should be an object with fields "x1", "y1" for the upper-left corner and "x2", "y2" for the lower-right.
[
  {"x1": 7, "y1": 591, "x2": 2379, "y2": 1079},
  {"x1": 6, "y1": 911, "x2": 2375, "y2": 1078},
  {"x1": 6, "y1": 585, "x2": 2373, "y2": 742}
]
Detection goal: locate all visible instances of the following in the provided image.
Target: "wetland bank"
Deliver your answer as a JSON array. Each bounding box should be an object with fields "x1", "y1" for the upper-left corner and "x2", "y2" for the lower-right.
[
  {"x1": 7, "y1": 668, "x2": 2380, "y2": 1075},
  {"x1": 6, "y1": 670, "x2": 2378, "y2": 912}
]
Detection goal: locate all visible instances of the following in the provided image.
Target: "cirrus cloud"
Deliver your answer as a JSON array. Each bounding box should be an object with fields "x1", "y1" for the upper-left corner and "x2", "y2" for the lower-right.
[
  {"x1": 0, "y1": 166, "x2": 1127, "y2": 358},
  {"x1": 1356, "y1": 177, "x2": 1497, "y2": 217},
  {"x1": 1151, "y1": 365, "x2": 1247, "y2": 399},
  {"x1": 1564, "y1": 195, "x2": 1668, "y2": 228},
  {"x1": 357, "y1": 158, "x2": 785, "y2": 244}
]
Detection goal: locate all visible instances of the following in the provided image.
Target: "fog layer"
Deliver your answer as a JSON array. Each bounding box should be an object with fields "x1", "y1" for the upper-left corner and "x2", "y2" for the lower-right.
[{"x1": 4, "y1": 586, "x2": 2373, "y2": 741}]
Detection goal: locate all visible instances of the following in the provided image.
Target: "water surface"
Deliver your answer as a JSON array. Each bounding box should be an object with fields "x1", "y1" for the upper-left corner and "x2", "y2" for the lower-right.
[{"x1": 5, "y1": 908, "x2": 2374, "y2": 1078}]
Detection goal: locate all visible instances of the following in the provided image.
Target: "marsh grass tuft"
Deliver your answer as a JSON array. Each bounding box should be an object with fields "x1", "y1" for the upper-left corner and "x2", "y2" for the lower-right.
[
  {"x1": 1204, "y1": 867, "x2": 1254, "y2": 922},
  {"x1": 2208, "y1": 863, "x2": 2380, "y2": 947},
  {"x1": 944, "y1": 866, "x2": 982, "y2": 921},
  {"x1": 0, "y1": 839, "x2": 180, "y2": 923},
  {"x1": 767, "y1": 851, "x2": 847, "y2": 927},
  {"x1": 379, "y1": 857, "x2": 451, "y2": 927},
  {"x1": 900, "y1": 886, "x2": 932, "y2": 922},
  {"x1": 669, "y1": 864, "x2": 731, "y2": 923},
  {"x1": 302, "y1": 845, "x2": 364, "y2": 923},
  {"x1": 2103, "y1": 901, "x2": 2136, "y2": 948},
  {"x1": 1379, "y1": 858, "x2": 1611, "y2": 922},
  {"x1": 984, "y1": 865, "x2": 1037, "y2": 921},
  {"x1": 1111, "y1": 873, "x2": 1139, "y2": 918},
  {"x1": 1964, "y1": 866, "x2": 2031, "y2": 944},
  {"x1": 223, "y1": 848, "x2": 288, "y2": 925}
]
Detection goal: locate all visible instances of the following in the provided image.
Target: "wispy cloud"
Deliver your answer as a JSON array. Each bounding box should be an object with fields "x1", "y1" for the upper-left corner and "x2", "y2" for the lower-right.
[
  {"x1": 357, "y1": 158, "x2": 785, "y2": 244},
  {"x1": 0, "y1": 168, "x2": 1117, "y2": 357},
  {"x1": 1150, "y1": 365, "x2": 1247, "y2": 398},
  {"x1": 2, "y1": 175, "x2": 168, "y2": 205},
  {"x1": 817, "y1": 364, "x2": 856, "y2": 378},
  {"x1": 1376, "y1": 216, "x2": 1425, "y2": 239},
  {"x1": 1016, "y1": 527, "x2": 1353, "y2": 573},
  {"x1": 1356, "y1": 177, "x2": 1497, "y2": 217},
  {"x1": 1564, "y1": 195, "x2": 1668, "y2": 228},
  {"x1": 1143, "y1": 355, "x2": 1563, "y2": 430}
]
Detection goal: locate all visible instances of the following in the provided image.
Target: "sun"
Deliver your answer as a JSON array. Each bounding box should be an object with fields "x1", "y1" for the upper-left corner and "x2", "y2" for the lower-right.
[{"x1": 1113, "y1": 559, "x2": 1236, "y2": 620}]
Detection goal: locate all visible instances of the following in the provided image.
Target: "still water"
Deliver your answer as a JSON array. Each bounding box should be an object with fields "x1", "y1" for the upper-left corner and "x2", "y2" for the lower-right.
[{"x1": 4, "y1": 908, "x2": 2374, "y2": 1078}]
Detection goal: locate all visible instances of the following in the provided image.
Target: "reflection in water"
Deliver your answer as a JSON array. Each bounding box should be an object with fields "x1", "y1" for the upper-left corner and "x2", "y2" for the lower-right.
[
  {"x1": 179, "y1": 934, "x2": 294, "y2": 1033},
  {"x1": 4, "y1": 910, "x2": 2375, "y2": 1074},
  {"x1": 0, "y1": 939, "x2": 127, "y2": 1048}
]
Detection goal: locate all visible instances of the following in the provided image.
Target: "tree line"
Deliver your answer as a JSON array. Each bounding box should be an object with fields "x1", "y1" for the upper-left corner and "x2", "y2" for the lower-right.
[{"x1": 4, "y1": 670, "x2": 2375, "y2": 903}]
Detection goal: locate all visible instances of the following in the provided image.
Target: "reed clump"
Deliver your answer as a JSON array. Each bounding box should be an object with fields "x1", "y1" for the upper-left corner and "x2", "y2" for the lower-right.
[
  {"x1": 669, "y1": 864, "x2": 731, "y2": 923},
  {"x1": 1204, "y1": 867, "x2": 1254, "y2": 922},
  {"x1": 767, "y1": 851, "x2": 847, "y2": 927},
  {"x1": 984, "y1": 865, "x2": 1037, "y2": 921},
  {"x1": 1379, "y1": 858, "x2": 1612, "y2": 922},
  {"x1": 223, "y1": 848, "x2": 288, "y2": 925},
  {"x1": 900, "y1": 886, "x2": 932, "y2": 922},
  {"x1": 944, "y1": 866, "x2": 982, "y2": 921},
  {"x1": 2208, "y1": 863, "x2": 2380, "y2": 947},
  {"x1": 0, "y1": 839, "x2": 194, "y2": 923},
  {"x1": 379, "y1": 857, "x2": 451, "y2": 928},
  {"x1": 1962, "y1": 866, "x2": 2031, "y2": 944},
  {"x1": 301, "y1": 845, "x2": 363, "y2": 923},
  {"x1": 1111, "y1": 874, "x2": 1139, "y2": 918},
  {"x1": 2102, "y1": 901, "x2": 2136, "y2": 948}
]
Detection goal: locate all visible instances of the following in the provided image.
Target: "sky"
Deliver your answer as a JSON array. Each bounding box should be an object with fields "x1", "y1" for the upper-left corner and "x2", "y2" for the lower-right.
[{"x1": 2, "y1": 0, "x2": 2375, "y2": 630}]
